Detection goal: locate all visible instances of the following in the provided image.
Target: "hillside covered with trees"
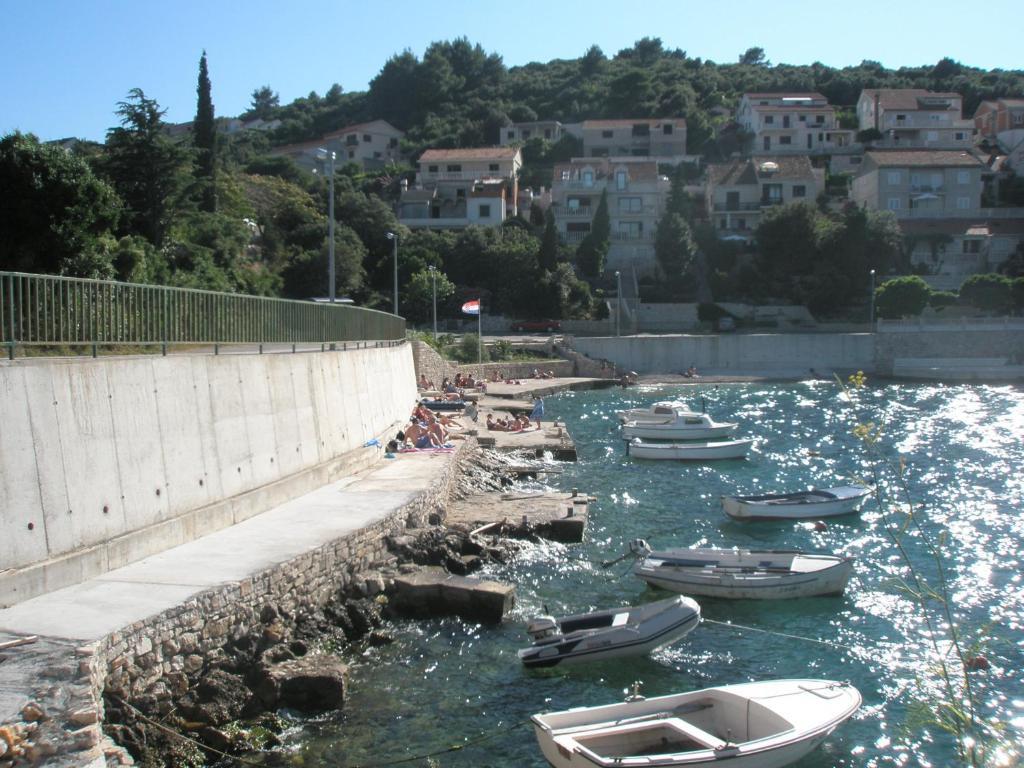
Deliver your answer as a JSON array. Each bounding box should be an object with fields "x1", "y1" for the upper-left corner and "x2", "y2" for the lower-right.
[{"x1": 2, "y1": 39, "x2": 1024, "y2": 323}]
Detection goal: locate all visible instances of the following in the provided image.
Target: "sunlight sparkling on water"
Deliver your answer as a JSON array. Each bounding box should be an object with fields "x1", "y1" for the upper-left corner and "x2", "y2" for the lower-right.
[{"x1": 270, "y1": 382, "x2": 1023, "y2": 768}]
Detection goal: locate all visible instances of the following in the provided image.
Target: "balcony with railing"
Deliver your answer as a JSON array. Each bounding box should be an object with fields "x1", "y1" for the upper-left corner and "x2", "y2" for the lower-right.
[
  {"x1": 551, "y1": 205, "x2": 593, "y2": 218},
  {"x1": 713, "y1": 201, "x2": 760, "y2": 212},
  {"x1": 910, "y1": 184, "x2": 946, "y2": 194}
]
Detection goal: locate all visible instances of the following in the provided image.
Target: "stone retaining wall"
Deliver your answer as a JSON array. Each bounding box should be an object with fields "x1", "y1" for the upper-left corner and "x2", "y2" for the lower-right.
[
  {"x1": 410, "y1": 340, "x2": 574, "y2": 385},
  {"x1": 874, "y1": 328, "x2": 1024, "y2": 374},
  {"x1": 98, "y1": 440, "x2": 467, "y2": 706}
]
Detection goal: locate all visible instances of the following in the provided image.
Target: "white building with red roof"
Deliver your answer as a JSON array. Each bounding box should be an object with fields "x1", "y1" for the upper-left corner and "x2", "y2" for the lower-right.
[
  {"x1": 737, "y1": 92, "x2": 854, "y2": 156},
  {"x1": 857, "y1": 89, "x2": 974, "y2": 149},
  {"x1": 397, "y1": 147, "x2": 522, "y2": 229},
  {"x1": 270, "y1": 119, "x2": 404, "y2": 171},
  {"x1": 580, "y1": 119, "x2": 688, "y2": 160}
]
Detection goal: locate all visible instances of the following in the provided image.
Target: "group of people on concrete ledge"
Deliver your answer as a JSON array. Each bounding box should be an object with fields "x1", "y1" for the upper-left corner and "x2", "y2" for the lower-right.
[{"x1": 389, "y1": 402, "x2": 464, "y2": 451}]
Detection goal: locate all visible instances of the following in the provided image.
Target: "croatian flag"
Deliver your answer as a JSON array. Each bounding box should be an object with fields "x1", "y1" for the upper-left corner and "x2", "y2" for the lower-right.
[{"x1": 461, "y1": 299, "x2": 480, "y2": 315}]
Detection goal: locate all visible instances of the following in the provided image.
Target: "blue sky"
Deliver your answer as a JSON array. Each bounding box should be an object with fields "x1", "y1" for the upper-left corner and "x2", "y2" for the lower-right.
[{"x1": 2, "y1": 0, "x2": 1019, "y2": 142}]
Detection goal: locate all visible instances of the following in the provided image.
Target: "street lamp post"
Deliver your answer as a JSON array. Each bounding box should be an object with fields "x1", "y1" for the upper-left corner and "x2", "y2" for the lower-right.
[
  {"x1": 615, "y1": 270, "x2": 622, "y2": 337},
  {"x1": 385, "y1": 231, "x2": 398, "y2": 315},
  {"x1": 315, "y1": 149, "x2": 336, "y2": 302},
  {"x1": 428, "y1": 265, "x2": 437, "y2": 339},
  {"x1": 869, "y1": 269, "x2": 876, "y2": 328}
]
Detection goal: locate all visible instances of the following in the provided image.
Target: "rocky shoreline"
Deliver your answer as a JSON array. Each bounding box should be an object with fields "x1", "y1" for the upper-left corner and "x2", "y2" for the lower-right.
[{"x1": 97, "y1": 446, "x2": 547, "y2": 767}]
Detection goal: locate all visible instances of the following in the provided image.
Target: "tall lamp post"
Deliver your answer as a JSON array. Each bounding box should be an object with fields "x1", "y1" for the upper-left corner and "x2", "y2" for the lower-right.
[
  {"x1": 428, "y1": 265, "x2": 437, "y2": 339},
  {"x1": 315, "y1": 149, "x2": 336, "y2": 302},
  {"x1": 615, "y1": 270, "x2": 622, "y2": 337},
  {"x1": 869, "y1": 269, "x2": 876, "y2": 328},
  {"x1": 385, "y1": 231, "x2": 399, "y2": 315}
]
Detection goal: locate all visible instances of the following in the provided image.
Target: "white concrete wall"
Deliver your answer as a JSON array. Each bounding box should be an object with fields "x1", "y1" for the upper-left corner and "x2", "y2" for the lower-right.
[
  {"x1": 0, "y1": 346, "x2": 417, "y2": 600},
  {"x1": 571, "y1": 333, "x2": 874, "y2": 374}
]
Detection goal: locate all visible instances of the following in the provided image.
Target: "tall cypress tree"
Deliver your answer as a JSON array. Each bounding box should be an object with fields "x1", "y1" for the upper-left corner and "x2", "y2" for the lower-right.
[
  {"x1": 538, "y1": 207, "x2": 559, "y2": 271},
  {"x1": 194, "y1": 50, "x2": 217, "y2": 212}
]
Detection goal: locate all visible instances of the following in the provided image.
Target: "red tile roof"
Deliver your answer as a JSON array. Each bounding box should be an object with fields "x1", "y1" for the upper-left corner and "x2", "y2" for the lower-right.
[
  {"x1": 744, "y1": 92, "x2": 828, "y2": 101},
  {"x1": 862, "y1": 89, "x2": 961, "y2": 111},
  {"x1": 900, "y1": 218, "x2": 1024, "y2": 237},
  {"x1": 419, "y1": 147, "x2": 521, "y2": 162},
  {"x1": 865, "y1": 150, "x2": 984, "y2": 168},
  {"x1": 322, "y1": 119, "x2": 403, "y2": 139},
  {"x1": 553, "y1": 158, "x2": 661, "y2": 183},
  {"x1": 582, "y1": 118, "x2": 686, "y2": 129},
  {"x1": 708, "y1": 155, "x2": 818, "y2": 185}
]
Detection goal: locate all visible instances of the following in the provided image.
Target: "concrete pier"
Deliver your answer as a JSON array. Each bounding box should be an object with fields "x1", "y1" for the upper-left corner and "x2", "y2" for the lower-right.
[
  {"x1": 446, "y1": 490, "x2": 590, "y2": 543},
  {"x1": 388, "y1": 566, "x2": 515, "y2": 623}
]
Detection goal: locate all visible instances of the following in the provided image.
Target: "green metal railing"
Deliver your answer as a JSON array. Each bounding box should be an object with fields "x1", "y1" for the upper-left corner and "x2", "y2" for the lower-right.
[{"x1": 1, "y1": 272, "x2": 405, "y2": 358}]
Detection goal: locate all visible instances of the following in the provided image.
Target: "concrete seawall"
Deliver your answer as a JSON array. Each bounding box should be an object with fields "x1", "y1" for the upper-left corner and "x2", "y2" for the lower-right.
[
  {"x1": 570, "y1": 333, "x2": 875, "y2": 374},
  {"x1": 0, "y1": 344, "x2": 417, "y2": 607}
]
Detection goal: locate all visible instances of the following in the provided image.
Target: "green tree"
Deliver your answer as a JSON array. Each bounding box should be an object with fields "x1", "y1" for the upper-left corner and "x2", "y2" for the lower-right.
[
  {"x1": 245, "y1": 85, "x2": 279, "y2": 120},
  {"x1": 403, "y1": 268, "x2": 455, "y2": 325},
  {"x1": 193, "y1": 51, "x2": 217, "y2": 213},
  {"x1": 101, "y1": 88, "x2": 190, "y2": 247},
  {"x1": 875, "y1": 275, "x2": 932, "y2": 318},
  {"x1": 655, "y1": 212, "x2": 697, "y2": 285},
  {"x1": 739, "y1": 47, "x2": 768, "y2": 66},
  {"x1": 0, "y1": 131, "x2": 121, "y2": 277},
  {"x1": 755, "y1": 202, "x2": 826, "y2": 283},
  {"x1": 959, "y1": 273, "x2": 1012, "y2": 314},
  {"x1": 538, "y1": 208, "x2": 559, "y2": 271},
  {"x1": 577, "y1": 189, "x2": 610, "y2": 278}
]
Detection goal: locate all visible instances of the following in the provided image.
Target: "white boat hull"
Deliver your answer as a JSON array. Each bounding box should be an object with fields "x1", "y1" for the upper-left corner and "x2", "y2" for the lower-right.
[
  {"x1": 628, "y1": 438, "x2": 753, "y2": 461},
  {"x1": 533, "y1": 678, "x2": 861, "y2": 768},
  {"x1": 634, "y1": 548, "x2": 853, "y2": 599},
  {"x1": 622, "y1": 421, "x2": 737, "y2": 441},
  {"x1": 722, "y1": 486, "x2": 872, "y2": 520}
]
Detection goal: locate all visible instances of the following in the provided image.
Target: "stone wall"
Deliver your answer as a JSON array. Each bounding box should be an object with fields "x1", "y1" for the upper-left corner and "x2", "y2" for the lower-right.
[
  {"x1": 91, "y1": 441, "x2": 471, "y2": 764},
  {"x1": 410, "y1": 340, "x2": 574, "y2": 385},
  {"x1": 875, "y1": 327, "x2": 1024, "y2": 373}
]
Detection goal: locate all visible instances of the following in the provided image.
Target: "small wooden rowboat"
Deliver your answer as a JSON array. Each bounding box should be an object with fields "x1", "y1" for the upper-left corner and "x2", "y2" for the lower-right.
[
  {"x1": 517, "y1": 596, "x2": 701, "y2": 668},
  {"x1": 722, "y1": 485, "x2": 872, "y2": 520},
  {"x1": 632, "y1": 543, "x2": 853, "y2": 599},
  {"x1": 627, "y1": 438, "x2": 753, "y2": 461},
  {"x1": 532, "y1": 678, "x2": 861, "y2": 768}
]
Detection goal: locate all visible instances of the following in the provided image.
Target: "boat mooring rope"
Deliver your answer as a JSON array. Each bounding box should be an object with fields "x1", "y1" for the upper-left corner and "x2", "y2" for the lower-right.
[{"x1": 702, "y1": 617, "x2": 863, "y2": 654}]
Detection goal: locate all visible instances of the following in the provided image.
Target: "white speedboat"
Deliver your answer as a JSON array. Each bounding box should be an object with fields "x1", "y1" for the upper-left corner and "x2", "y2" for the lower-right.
[
  {"x1": 627, "y1": 438, "x2": 753, "y2": 460},
  {"x1": 615, "y1": 401, "x2": 689, "y2": 424},
  {"x1": 532, "y1": 678, "x2": 861, "y2": 768},
  {"x1": 632, "y1": 543, "x2": 853, "y2": 599},
  {"x1": 622, "y1": 411, "x2": 737, "y2": 441},
  {"x1": 518, "y1": 596, "x2": 701, "y2": 668},
  {"x1": 722, "y1": 485, "x2": 873, "y2": 520}
]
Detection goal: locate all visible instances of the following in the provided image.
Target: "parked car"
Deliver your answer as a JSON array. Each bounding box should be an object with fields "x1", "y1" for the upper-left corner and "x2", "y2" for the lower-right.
[{"x1": 510, "y1": 319, "x2": 562, "y2": 332}]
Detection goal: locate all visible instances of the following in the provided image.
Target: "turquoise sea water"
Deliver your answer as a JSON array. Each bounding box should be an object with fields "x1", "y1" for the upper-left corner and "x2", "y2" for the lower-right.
[{"x1": 270, "y1": 381, "x2": 1024, "y2": 767}]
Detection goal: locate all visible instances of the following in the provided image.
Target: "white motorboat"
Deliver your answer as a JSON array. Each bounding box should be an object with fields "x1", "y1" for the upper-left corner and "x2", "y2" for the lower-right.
[
  {"x1": 615, "y1": 401, "x2": 689, "y2": 424},
  {"x1": 627, "y1": 438, "x2": 753, "y2": 461},
  {"x1": 622, "y1": 411, "x2": 738, "y2": 441},
  {"x1": 518, "y1": 596, "x2": 701, "y2": 668},
  {"x1": 631, "y1": 542, "x2": 853, "y2": 599},
  {"x1": 532, "y1": 678, "x2": 861, "y2": 768},
  {"x1": 722, "y1": 485, "x2": 873, "y2": 520}
]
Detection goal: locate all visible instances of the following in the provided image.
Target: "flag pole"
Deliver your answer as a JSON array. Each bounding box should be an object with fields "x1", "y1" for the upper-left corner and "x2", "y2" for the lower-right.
[{"x1": 477, "y1": 297, "x2": 482, "y2": 364}]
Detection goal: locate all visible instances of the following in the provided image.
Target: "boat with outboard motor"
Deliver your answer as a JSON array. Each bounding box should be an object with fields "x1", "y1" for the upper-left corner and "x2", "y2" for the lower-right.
[
  {"x1": 722, "y1": 485, "x2": 873, "y2": 520},
  {"x1": 517, "y1": 595, "x2": 701, "y2": 668}
]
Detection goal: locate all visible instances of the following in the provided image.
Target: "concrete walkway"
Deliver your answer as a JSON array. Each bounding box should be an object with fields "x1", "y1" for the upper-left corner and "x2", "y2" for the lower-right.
[{"x1": 0, "y1": 450, "x2": 455, "y2": 643}]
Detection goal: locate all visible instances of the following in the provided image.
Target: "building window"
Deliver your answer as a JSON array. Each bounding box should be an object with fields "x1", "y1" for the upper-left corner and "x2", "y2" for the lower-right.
[
  {"x1": 363, "y1": 134, "x2": 371, "y2": 142},
  {"x1": 957, "y1": 197, "x2": 970, "y2": 209},
  {"x1": 478, "y1": 204, "x2": 491, "y2": 218},
  {"x1": 631, "y1": 124, "x2": 650, "y2": 137},
  {"x1": 763, "y1": 136, "x2": 771, "y2": 150},
  {"x1": 780, "y1": 136, "x2": 792, "y2": 145},
  {"x1": 792, "y1": 185, "x2": 806, "y2": 197},
  {"x1": 616, "y1": 171, "x2": 628, "y2": 190},
  {"x1": 522, "y1": 130, "x2": 531, "y2": 139},
  {"x1": 373, "y1": 151, "x2": 382, "y2": 158},
  {"x1": 963, "y1": 240, "x2": 981, "y2": 254},
  {"x1": 489, "y1": 163, "x2": 499, "y2": 172},
  {"x1": 887, "y1": 198, "x2": 901, "y2": 210},
  {"x1": 346, "y1": 135, "x2": 358, "y2": 146},
  {"x1": 957, "y1": 171, "x2": 970, "y2": 184},
  {"x1": 618, "y1": 197, "x2": 642, "y2": 213},
  {"x1": 544, "y1": 129, "x2": 552, "y2": 138},
  {"x1": 887, "y1": 171, "x2": 901, "y2": 185},
  {"x1": 896, "y1": 114, "x2": 906, "y2": 122},
  {"x1": 456, "y1": 188, "x2": 466, "y2": 199},
  {"x1": 428, "y1": 165, "x2": 438, "y2": 173},
  {"x1": 955, "y1": 132, "x2": 966, "y2": 141},
  {"x1": 560, "y1": 170, "x2": 570, "y2": 181},
  {"x1": 618, "y1": 221, "x2": 642, "y2": 238},
  {"x1": 348, "y1": 150, "x2": 355, "y2": 159},
  {"x1": 447, "y1": 164, "x2": 462, "y2": 172},
  {"x1": 389, "y1": 138, "x2": 398, "y2": 148},
  {"x1": 602, "y1": 130, "x2": 613, "y2": 138},
  {"x1": 799, "y1": 115, "x2": 806, "y2": 122},
  {"x1": 764, "y1": 115, "x2": 774, "y2": 125},
  {"x1": 582, "y1": 170, "x2": 594, "y2": 186},
  {"x1": 663, "y1": 124, "x2": 673, "y2": 135},
  {"x1": 507, "y1": 130, "x2": 515, "y2": 140}
]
